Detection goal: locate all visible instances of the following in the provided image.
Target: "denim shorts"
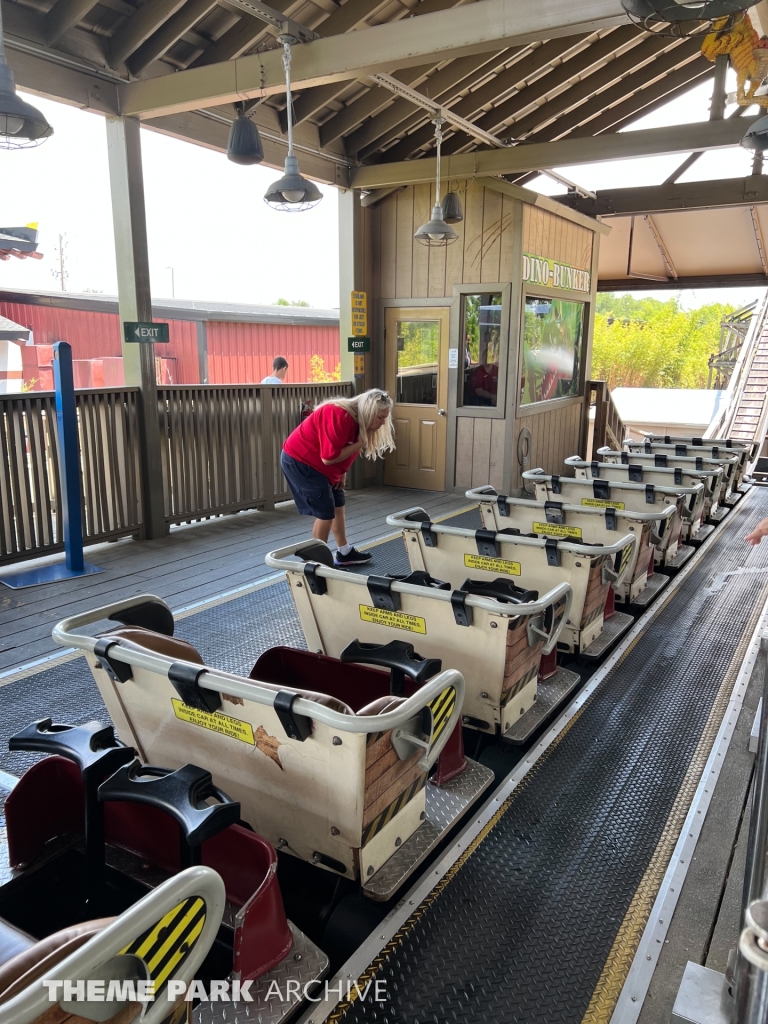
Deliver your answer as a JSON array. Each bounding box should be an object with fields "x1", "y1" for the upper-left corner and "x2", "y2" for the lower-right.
[{"x1": 280, "y1": 451, "x2": 345, "y2": 520}]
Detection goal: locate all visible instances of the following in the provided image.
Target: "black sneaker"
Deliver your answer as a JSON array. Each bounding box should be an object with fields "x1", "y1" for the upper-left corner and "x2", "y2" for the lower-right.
[{"x1": 334, "y1": 547, "x2": 373, "y2": 566}]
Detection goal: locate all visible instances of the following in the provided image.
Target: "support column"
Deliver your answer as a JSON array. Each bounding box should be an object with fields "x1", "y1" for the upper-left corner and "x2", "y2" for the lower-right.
[
  {"x1": 196, "y1": 321, "x2": 209, "y2": 384},
  {"x1": 106, "y1": 116, "x2": 166, "y2": 539},
  {"x1": 338, "y1": 187, "x2": 365, "y2": 386}
]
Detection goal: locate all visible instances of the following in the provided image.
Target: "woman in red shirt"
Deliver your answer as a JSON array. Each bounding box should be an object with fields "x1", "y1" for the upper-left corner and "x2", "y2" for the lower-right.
[{"x1": 281, "y1": 389, "x2": 395, "y2": 565}]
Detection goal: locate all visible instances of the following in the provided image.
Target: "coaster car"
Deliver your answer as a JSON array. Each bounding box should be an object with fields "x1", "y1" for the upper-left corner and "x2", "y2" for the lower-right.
[
  {"x1": 52, "y1": 598, "x2": 475, "y2": 901},
  {"x1": 0, "y1": 714, "x2": 325, "y2": 1024},
  {"x1": 465, "y1": 486, "x2": 675, "y2": 607},
  {"x1": 596, "y1": 446, "x2": 740, "y2": 508},
  {"x1": 266, "y1": 540, "x2": 578, "y2": 744},
  {"x1": 385, "y1": 508, "x2": 636, "y2": 659},
  {"x1": 563, "y1": 456, "x2": 719, "y2": 541},
  {"x1": 625, "y1": 436, "x2": 751, "y2": 495},
  {"x1": 522, "y1": 468, "x2": 701, "y2": 570}
]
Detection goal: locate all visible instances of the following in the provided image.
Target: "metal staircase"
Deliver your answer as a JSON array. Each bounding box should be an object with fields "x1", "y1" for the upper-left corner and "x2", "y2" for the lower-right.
[{"x1": 707, "y1": 291, "x2": 768, "y2": 462}]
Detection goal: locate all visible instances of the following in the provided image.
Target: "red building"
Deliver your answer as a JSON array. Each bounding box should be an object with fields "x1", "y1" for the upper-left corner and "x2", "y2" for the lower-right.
[{"x1": 0, "y1": 290, "x2": 341, "y2": 390}]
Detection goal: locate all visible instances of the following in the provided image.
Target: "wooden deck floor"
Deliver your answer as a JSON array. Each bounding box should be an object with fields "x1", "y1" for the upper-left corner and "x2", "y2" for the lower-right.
[{"x1": 0, "y1": 487, "x2": 470, "y2": 674}]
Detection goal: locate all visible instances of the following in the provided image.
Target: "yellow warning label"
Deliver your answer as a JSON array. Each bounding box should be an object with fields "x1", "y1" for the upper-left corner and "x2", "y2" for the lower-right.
[
  {"x1": 581, "y1": 498, "x2": 625, "y2": 511},
  {"x1": 464, "y1": 553, "x2": 521, "y2": 576},
  {"x1": 171, "y1": 699, "x2": 255, "y2": 744},
  {"x1": 532, "y1": 521, "x2": 583, "y2": 539},
  {"x1": 359, "y1": 605, "x2": 426, "y2": 634}
]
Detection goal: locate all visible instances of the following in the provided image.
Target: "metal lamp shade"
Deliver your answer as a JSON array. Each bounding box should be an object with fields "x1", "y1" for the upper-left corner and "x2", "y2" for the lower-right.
[
  {"x1": 441, "y1": 191, "x2": 464, "y2": 224},
  {"x1": 414, "y1": 203, "x2": 459, "y2": 246},
  {"x1": 743, "y1": 115, "x2": 768, "y2": 152},
  {"x1": 264, "y1": 154, "x2": 323, "y2": 212},
  {"x1": 0, "y1": 63, "x2": 52, "y2": 149},
  {"x1": 227, "y1": 113, "x2": 264, "y2": 165},
  {"x1": 622, "y1": 0, "x2": 752, "y2": 21}
]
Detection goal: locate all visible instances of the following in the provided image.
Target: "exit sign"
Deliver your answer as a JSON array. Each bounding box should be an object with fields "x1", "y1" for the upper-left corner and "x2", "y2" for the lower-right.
[
  {"x1": 348, "y1": 337, "x2": 371, "y2": 353},
  {"x1": 123, "y1": 321, "x2": 170, "y2": 343}
]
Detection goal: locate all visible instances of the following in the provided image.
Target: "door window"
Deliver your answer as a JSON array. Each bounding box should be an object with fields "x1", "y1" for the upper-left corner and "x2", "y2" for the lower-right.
[
  {"x1": 396, "y1": 320, "x2": 439, "y2": 405},
  {"x1": 459, "y1": 292, "x2": 502, "y2": 408}
]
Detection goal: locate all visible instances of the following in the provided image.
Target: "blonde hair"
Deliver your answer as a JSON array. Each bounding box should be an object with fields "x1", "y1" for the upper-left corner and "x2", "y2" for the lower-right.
[{"x1": 321, "y1": 389, "x2": 395, "y2": 460}]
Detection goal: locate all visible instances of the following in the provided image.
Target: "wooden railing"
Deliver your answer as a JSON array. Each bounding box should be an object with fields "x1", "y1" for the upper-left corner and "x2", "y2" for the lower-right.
[
  {"x1": 0, "y1": 388, "x2": 143, "y2": 566},
  {"x1": 583, "y1": 380, "x2": 626, "y2": 459},
  {"x1": 1, "y1": 382, "x2": 353, "y2": 564},
  {"x1": 156, "y1": 382, "x2": 353, "y2": 526}
]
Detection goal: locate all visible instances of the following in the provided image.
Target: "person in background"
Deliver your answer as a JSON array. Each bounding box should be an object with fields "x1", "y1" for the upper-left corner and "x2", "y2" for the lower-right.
[
  {"x1": 262, "y1": 356, "x2": 289, "y2": 384},
  {"x1": 281, "y1": 389, "x2": 395, "y2": 566}
]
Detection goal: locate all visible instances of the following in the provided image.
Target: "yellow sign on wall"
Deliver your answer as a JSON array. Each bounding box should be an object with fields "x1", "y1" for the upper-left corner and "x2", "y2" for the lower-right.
[{"x1": 351, "y1": 291, "x2": 368, "y2": 336}]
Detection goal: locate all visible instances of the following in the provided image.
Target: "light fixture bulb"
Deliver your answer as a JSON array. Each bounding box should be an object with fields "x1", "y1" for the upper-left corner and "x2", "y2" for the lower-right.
[
  {"x1": 282, "y1": 189, "x2": 306, "y2": 202},
  {"x1": 1, "y1": 114, "x2": 23, "y2": 135}
]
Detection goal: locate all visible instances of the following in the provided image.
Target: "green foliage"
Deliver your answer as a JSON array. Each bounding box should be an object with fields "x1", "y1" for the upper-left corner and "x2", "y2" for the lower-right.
[
  {"x1": 591, "y1": 293, "x2": 736, "y2": 390},
  {"x1": 397, "y1": 320, "x2": 440, "y2": 368},
  {"x1": 274, "y1": 298, "x2": 310, "y2": 306}
]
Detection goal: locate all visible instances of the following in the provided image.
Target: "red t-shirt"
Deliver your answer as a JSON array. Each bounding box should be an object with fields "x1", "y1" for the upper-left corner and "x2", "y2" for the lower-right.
[{"x1": 283, "y1": 404, "x2": 360, "y2": 484}]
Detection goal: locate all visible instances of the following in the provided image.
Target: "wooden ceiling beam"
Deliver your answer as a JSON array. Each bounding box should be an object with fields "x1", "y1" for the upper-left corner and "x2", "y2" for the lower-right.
[{"x1": 126, "y1": 0, "x2": 218, "y2": 74}]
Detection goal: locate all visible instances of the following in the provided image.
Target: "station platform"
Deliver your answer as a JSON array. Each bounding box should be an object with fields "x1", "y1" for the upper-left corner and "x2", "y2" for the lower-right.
[{"x1": 0, "y1": 483, "x2": 765, "y2": 1024}]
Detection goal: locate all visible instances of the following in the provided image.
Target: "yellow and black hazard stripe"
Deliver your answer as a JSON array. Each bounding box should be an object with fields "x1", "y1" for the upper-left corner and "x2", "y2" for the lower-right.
[
  {"x1": 582, "y1": 603, "x2": 605, "y2": 630},
  {"x1": 426, "y1": 686, "x2": 456, "y2": 744},
  {"x1": 615, "y1": 542, "x2": 633, "y2": 577},
  {"x1": 121, "y1": 896, "x2": 206, "y2": 995},
  {"x1": 361, "y1": 774, "x2": 427, "y2": 847},
  {"x1": 500, "y1": 665, "x2": 538, "y2": 708}
]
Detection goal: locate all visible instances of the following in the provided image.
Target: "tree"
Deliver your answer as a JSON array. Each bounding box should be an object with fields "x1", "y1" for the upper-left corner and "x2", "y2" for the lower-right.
[
  {"x1": 275, "y1": 298, "x2": 311, "y2": 307},
  {"x1": 591, "y1": 293, "x2": 737, "y2": 390},
  {"x1": 308, "y1": 354, "x2": 341, "y2": 382}
]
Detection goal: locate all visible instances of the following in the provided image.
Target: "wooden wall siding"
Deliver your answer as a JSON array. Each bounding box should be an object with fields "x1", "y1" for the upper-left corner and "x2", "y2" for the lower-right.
[
  {"x1": 454, "y1": 417, "x2": 506, "y2": 491},
  {"x1": 375, "y1": 181, "x2": 518, "y2": 299},
  {"x1": 523, "y1": 205, "x2": 593, "y2": 272},
  {"x1": 513, "y1": 400, "x2": 585, "y2": 489}
]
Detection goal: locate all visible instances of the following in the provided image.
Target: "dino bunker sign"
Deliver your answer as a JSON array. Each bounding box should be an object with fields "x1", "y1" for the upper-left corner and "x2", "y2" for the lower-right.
[
  {"x1": 523, "y1": 254, "x2": 591, "y2": 293},
  {"x1": 123, "y1": 322, "x2": 170, "y2": 343}
]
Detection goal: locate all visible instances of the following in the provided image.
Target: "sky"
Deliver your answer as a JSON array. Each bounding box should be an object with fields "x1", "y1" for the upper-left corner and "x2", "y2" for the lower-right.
[{"x1": 0, "y1": 66, "x2": 765, "y2": 311}]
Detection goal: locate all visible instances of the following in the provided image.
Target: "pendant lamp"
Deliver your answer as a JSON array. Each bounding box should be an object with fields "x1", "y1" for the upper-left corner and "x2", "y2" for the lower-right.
[
  {"x1": 0, "y1": 4, "x2": 52, "y2": 148},
  {"x1": 414, "y1": 118, "x2": 458, "y2": 247},
  {"x1": 264, "y1": 36, "x2": 323, "y2": 212},
  {"x1": 622, "y1": 0, "x2": 752, "y2": 33},
  {"x1": 742, "y1": 114, "x2": 768, "y2": 152},
  {"x1": 227, "y1": 105, "x2": 264, "y2": 165},
  {"x1": 441, "y1": 191, "x2": 464, "y2": 224}
]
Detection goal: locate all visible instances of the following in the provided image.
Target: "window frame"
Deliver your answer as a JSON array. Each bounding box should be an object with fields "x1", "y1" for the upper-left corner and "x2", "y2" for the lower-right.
[
  {"x1": 515, "y1": 283, "x2": 590, "y2": 417},
  {"x1": 449, "y1": 283, "x2": 511, "y2": 423}
]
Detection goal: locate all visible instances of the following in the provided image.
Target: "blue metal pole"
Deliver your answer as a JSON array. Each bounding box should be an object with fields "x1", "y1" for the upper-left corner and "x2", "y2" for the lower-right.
[{"x1": 53, "y1": 342, "x2": 84, "y2": 573}]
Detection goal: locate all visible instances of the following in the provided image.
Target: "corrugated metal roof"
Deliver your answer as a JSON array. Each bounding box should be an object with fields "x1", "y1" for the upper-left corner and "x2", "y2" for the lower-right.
[{"x1": 0, "y1": 289, "x2": 340, "y2": 327}]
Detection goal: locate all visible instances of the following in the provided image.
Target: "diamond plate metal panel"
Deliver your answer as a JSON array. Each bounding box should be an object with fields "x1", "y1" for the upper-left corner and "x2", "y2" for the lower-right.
[
  {"x1": 667, "y1": 544, "x2": 696, "y2": 569},
  {"x1": 194, "y1": 924, "x2": 328, "y2": 1024},
  {"x1": 363, "y1": 759, "x2": 494, "y2": 900},
  {"x1": 630, "y1": 573, "x2": 669, "y2": 609},
  {"x1": 581, "y1": 611, "x2": 634, "y2": 661},
  {"x1": 504, "y1": 667, "x2": 582, "y2": 744}
]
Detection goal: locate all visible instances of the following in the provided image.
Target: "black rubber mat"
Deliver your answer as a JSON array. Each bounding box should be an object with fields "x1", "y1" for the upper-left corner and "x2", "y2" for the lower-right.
[{"x1": 334, "y1": 486, "x2": 768, "y2": 1024}]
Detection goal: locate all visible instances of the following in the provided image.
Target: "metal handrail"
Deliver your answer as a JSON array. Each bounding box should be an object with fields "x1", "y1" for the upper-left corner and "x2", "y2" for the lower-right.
[
  {"x1": 52, "y1": 595, "x2": 465, "y2": 762},
  {"x1": 265, "y1": 540, "x2": 574, "y2": 656},
  {"x1": 464, "y1": 486, "x2": 678, "y2": 525},
  {"x1": 733, "y1": 636, "x2": 768, "y2": 1021},
  {"x1": 523, "y1": 467, "x2": 706, "y2": 500}
]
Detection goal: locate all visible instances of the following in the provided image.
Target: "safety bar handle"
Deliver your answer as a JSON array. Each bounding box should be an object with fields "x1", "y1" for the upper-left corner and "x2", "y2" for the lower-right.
[
  {"x1": 564, "y1": 454, "x2": 722, "y2": 481},
  {"x1": 522, "y1": 467, "x2": 705, "y2": 497},
  {"x1": 598, "y1": 445, "x2": 736, "y2": 468},
  {"x1": 98, "y1": 761, "x2": 241, "y2": 849},
  {"x1": 385, "y1": 508, "x2": 636, "y2": 558},
  {"x1": 53, "y1": 597, "x2": 466, "y2": 737},
  {"x1": 463, "y1": 491, "x2": 677, "y2": 525},
  {"x1": 9, "y1": 719, "x2": 134, "y2": 782},
  {"x1": 340, "y1": 640, "x2": 442, "y2": 697}
]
